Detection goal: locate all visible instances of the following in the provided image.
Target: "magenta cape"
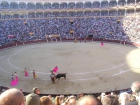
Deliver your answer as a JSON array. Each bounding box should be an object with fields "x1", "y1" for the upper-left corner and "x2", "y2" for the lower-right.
[{"x1": 53, "y1": 67, "x2": 58, "y2": 73}]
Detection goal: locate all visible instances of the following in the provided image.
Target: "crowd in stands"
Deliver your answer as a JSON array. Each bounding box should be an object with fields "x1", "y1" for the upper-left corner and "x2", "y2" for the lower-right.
[
  {"x1": 0, "y1": 0, "x2": 140, "y2": 46},
  {"x1": 0, "y1": 11, "x2": 140, "y2": 45},
  {"x1": 0, "y1": 81, "x2": 140, "y2": 105},
  {"x1": 1, "y1": 14, "x2": 140, "y2": 46}
]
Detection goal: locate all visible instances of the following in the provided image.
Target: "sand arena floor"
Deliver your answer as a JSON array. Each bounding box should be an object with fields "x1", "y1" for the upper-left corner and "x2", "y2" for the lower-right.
[{"x1": 0, "y1": 42, "x2": 140, "y2": 94}]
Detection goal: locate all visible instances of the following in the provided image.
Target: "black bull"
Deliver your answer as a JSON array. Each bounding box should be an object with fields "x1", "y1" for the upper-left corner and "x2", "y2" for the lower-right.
[{"x1": 56, "y1": 73, "x2": 67, "y2": 80}]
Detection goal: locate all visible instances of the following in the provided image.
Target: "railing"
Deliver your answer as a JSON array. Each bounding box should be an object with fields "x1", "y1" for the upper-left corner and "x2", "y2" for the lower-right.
[
  {"x1": 0, "y1": 38, "x2": 140, "y2": 50},
  {"x1": 0, "y1": 85, "x2": 131, "y2": 97}
]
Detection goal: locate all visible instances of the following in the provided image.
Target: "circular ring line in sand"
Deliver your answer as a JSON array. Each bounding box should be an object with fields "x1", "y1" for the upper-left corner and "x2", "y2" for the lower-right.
[
  {"x1": 0, "y1": 42, "x2": 138, "y2": 94},
  {"x1": 7, "y1": 43, "x2": 127, "y2": 75},
  {"x1": 1, "y1": 41, "x2": 128, "y2": 81},
  {"x1": 1, "y1": 42, "x2": 130, "y2": 79}
]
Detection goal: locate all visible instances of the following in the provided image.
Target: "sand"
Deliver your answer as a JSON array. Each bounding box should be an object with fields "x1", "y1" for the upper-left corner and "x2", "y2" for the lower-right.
[{"x1": 0, "y1": 42, "x2": 140, "y2": 94}]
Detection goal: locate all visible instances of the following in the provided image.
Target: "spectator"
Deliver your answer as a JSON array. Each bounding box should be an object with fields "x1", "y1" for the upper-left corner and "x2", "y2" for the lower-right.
[
  {"x1": 68, "y1": 96, "x2": 77, "y2": 105},
  {"x1": 102, "y1": 95, "x2": 119, "y2": 105},
  {"x1": 0, "y1": 88, "x2": 25, "y2": 105},
  {"x1": 26, "y1": 87, "x2": 40, "y2": 105},
  {"x1": 40, "y1": 96, "x2": 52, "y2": 105},
  {"x1": 59, "y1": 95, "x2": 65, "y2": 105},
  {"x1": 125, "y1": 81, "x2": 140, "y2": 105},
  {"x1": 119, "y1": 92, "x2": 130, "y2": 105},
  {"x1": 76, "y1": 95, "x2": 102, "y2": 105},
  {"x1": 54, "y1": 96, "x2": 60, "y2": 105},
  {"x1": 62, "y1": 96, "x2": 76, "y2": 105}
]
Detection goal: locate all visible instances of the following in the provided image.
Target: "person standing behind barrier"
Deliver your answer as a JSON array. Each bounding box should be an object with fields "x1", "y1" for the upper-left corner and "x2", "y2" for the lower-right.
[{"x1": 26, "y1": 87, "x2": 40, "y2": 105}]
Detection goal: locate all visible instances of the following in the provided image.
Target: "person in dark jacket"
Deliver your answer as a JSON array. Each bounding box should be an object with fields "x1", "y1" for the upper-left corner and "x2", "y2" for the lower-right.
[{"x1": 26, "y1": 87, "x2": 40, "y2": 105}]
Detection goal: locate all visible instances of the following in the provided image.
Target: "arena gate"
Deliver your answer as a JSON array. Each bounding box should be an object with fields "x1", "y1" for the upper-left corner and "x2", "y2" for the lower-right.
[{"x1": 46, "y1": 34, "x2": 62, "y2": 42}]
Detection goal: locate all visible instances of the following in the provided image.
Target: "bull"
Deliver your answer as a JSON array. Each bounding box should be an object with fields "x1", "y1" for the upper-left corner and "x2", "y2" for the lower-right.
[{"x1": 56, "y1": 73, "x2": 67, "y2": 80}]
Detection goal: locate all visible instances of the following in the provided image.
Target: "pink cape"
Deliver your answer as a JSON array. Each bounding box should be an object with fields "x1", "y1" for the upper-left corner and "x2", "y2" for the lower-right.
[
  {"x1": 14, "y1": 76, "x2": 18, "y2": 85},
  {"x1": 100, "y1": 43, "x2": 104, "y2": 46},
  {"x1": 25, "y1": 71, "x2": 28, "y2": 77},
  {"x1": 10, "y1": 80, "x2": 15, "y2": 86},
  {"x1": 53, "y1": 67, "x2": 58, "y2": 73},
  {"x1": 10, "y1": 78, "x2": 18, "y2": 86},
  {"x1": 15, "y1": 76, "x2": 18, "y2": 82}
]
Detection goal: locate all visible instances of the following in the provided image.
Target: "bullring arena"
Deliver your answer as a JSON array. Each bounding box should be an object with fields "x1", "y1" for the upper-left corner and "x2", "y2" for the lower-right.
[
  {"x1": 0, "y1": 0, "x2": 140, "y2": 96},
  {"x1": 0, "y1": 41, "x2": 140, "y2": 94}
]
